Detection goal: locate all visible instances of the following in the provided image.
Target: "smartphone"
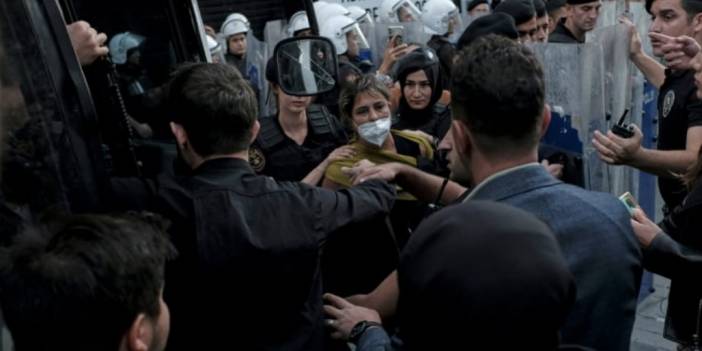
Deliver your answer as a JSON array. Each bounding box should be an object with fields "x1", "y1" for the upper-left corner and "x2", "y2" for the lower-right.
[
  {"x1": 618, "y1": 192, "x2": 639, "y2": 216},
  {"x1": 388, "y1": 25, "x2": 404, "y2": 46}
]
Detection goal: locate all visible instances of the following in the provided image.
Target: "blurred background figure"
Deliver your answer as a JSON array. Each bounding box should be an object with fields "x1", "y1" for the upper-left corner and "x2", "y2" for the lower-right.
[
  {"x1": 467, "y1": 0, "x2": 492, "y2": 18},
  {"x1": 378, "y1": 0, "x2": 422, "y2": 23},
  {"x1": 494, "y1": 0, "x2": 538, "y2": 43},
  {"x1": 286, "y1": 10, "x2": 312, "y2": 38},
  {"x1": 206, "y1": 34, "x2": 223, "y2": 63},
  {"x1": 422, "y1": 0, "x2": 462, "y2": 87},
  {"x1": 546, "y1": 0, "x2": 567, "y2": 34}
]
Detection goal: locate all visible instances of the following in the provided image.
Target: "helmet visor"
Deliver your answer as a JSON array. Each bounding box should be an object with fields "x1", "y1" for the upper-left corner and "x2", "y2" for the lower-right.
[
  {"x1": 342, "y1": 22, "x2": 370, "y2": 50},
  {"x1": 393, "y1": 1, "x2": 422, "y2": 22},
  {"x1": 448, "y1": 10, "x2": 464, "y2": 35}
]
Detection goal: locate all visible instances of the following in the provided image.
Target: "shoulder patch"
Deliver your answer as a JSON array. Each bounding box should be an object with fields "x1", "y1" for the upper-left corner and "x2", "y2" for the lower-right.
[
  {"x1": 249, "y1": 147, "x2": 266, "y2": 173},
  {"x1": 662, "y1": 90, "x2": 676, "y2": 118}
]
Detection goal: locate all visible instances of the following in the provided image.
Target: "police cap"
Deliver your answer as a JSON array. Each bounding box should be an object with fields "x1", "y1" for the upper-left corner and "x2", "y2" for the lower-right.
[
  {"x1": 457, "y1": 12, "x2": 519, "y2": 49},
  {"x1": 494, "y1": 0, "x2": 536, "y2": 26}
]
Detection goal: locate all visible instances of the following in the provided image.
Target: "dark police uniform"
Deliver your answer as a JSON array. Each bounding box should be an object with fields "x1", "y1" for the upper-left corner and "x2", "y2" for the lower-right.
[
  {"x1": 549, "y1": 19, "x2": 582, "y2": 43},
  {"x1": 111, "y1": 158, "x2": 395, "y2": 351},
  {"x1": 657, "y1": 69, "x2": 702, "y2": 210},
  {"x1": 249, "y1": 104, "x2": 347, "y2": 182},
  {"x1": 427, "y1": 35, "x2": 456, "y2": 88}
]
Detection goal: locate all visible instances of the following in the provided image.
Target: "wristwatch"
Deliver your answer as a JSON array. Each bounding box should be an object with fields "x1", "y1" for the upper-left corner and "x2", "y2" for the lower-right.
[{"x1": 348, "y1": 320, "x2": 383, "y2": 344}]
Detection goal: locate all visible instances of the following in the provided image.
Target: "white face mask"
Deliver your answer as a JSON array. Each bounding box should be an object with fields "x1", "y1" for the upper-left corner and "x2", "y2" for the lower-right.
[{"x1": 357, "y1": 118, "x2": 391, "y2": 147}]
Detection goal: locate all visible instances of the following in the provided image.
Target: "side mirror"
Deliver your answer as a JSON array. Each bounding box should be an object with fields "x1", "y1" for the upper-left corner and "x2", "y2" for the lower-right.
[{"x1": 273, "y1": 36, "x2": 338, "y2": 96}]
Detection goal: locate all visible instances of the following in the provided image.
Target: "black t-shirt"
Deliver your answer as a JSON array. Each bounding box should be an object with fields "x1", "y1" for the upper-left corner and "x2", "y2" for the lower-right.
[
  {"x1": 657, "y1": 69, "x2": 702, "y2": 209},
  {"x1": 250, "y1": 110, "x2": 347, "y2": 182}
]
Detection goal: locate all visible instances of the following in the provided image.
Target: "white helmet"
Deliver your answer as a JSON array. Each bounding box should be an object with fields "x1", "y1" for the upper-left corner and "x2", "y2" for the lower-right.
[
  {"x1": 286, "y1": 11, "x2": 310, "y2": 37},
  {"x1": 108, "y1": 32, "x2": 145, "y2": 64},
  {"x1": 206, "y1": 34, "x2": 222, "y2": 54},
  {"x1": 320, "y1": 15, "x2": 369, "y2": 55},
  {"x1": 346, "y1": 6, "x2": 375, "y2": 42},
  {"x1": 220, "y1": 13, "x2": 250, "y2": 37},
  {"x1": 421, "y1": 0, "x2": 463, "y2": 35},
  {"x1": 317, "y1": 3, "x2": 352, "y2": 28},
  {"x1": 378, "y1": 0, "x2": 422, "y2": 23},
  {"x1": 313, "y1": 1, "x2": 329, "y2": 15},
  {"x1": 347, "y1": 5, "x2": 373, "y2": 26}
]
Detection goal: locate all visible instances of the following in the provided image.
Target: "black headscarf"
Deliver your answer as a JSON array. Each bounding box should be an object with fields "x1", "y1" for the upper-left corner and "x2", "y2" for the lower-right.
[
  {"x1": 397, "y1": 201, "x2": 576, "y2": 350},
  {"x1": 394, "y1": 47, "x2": 444, "y2": 131}
]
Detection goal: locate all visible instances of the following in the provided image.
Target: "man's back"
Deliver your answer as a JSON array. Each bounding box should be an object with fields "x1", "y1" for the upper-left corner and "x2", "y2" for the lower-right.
[
  {"x1": 470, "y1": 165, "x2": 642, "y2": 351},
  {"x1": 128, "y1": 158, "x2": 395, "y2": 351}
]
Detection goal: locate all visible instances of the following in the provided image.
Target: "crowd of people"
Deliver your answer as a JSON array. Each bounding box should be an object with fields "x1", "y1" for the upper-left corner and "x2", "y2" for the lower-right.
[{"x1": 3, "y1": 0, "x2": 702, "y2": 350}]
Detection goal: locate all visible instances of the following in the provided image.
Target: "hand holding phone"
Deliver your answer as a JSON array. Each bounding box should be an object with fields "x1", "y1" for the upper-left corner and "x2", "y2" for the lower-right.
[
  {"x1": 619, "y1": 192, "x2": 639, "y2": 216},
  {"x1": 388, "y1": 26, "x2": 404, "y2": 47}
]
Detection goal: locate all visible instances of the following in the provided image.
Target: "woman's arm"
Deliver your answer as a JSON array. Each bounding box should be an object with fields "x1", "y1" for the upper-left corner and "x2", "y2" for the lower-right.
[{"x1": 302, "y1": 145, "x2": 356, "y2": 186}]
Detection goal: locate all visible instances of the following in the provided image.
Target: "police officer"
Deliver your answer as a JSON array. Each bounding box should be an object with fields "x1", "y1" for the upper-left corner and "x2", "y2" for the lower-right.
[
  {"x1": 378, "y1": 0, "x2": 422, "y2": 23},
  {"x1": 422, "y1": 0, "x2": 462, "y2": 88},
  {"x1": 249, "y1": 56, "x2": 352, "y2": 184},
  {"x1": 221, "y1": 13, "x2": 250, "y2": 75},
  {"x1": 594, "y1": 0, "x2": 702, "y2": 215},
  {"x1": 548, "y1": 0, "x2": 601, "y2": 43},
  {"x1": 494, "y1": 0, "x2": 538, "y2": 43}
]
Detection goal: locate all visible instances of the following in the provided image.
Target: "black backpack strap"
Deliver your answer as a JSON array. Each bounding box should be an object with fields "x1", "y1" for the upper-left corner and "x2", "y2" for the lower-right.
[
  {"x1": 308, "y1": 104, "x2": 345, "y2": 142},
  {"x1": 256, "y1": 116, "x2": 286, "y2": 151}
]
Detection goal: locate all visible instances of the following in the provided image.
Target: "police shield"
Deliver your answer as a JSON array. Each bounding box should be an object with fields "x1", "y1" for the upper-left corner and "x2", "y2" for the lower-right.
[
  {"x1": 588, "y1": 23, "x2": 641, "y2": 197},
  {"x1": 245, "y1": 31, "x2": 269, "y2": 114},
  {"x1": 530, "y1": 43, "x2": 609, "y2": 192}
]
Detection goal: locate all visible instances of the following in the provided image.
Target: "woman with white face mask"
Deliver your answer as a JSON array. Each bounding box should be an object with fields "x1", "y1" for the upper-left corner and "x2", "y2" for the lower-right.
[
  {"x1": 323, "y1": 74, "x2": 436, "y2": 249},
  {"x1": 318, "y1": 75, "x2": 437, "y2": 303}
]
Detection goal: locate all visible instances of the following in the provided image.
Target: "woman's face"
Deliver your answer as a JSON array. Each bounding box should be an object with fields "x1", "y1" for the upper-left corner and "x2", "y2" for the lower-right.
[
  {"x1": 403, "y1": 70, "x2": 432, "y2": 110},
  {"x1": 275, "y1": 85, "x2": 312, "y2": 115},
  {"x1": 351, "y1": 91, "x2": 391, "y2": 129}
]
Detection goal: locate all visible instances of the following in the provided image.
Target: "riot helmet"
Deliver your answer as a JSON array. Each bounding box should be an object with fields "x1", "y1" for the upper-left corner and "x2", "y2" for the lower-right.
[
  {"x1": 317, "y1": 3, "x2": 352, "y2": 27},
  {"x1": 108, "y1": 32, "x2": 145, "y2": 65},
  {"x1": 320, "y1": 15, "x2": 370, "y2": 57},
  {"x1": 421, "y1": 0, "x2": 463, "y2": 36},
  {"x1": 378, "y1": 0, "x2": 422, "y2": 23},
  {"x1": 207, "y1": 34, "x2": 224, "y2": 63},
  {"x1": 220, "y1": 13, "x2": 250, "y2": 38},
  {"x1": 286, "y1": 11, "x2": 311, "y2": 37}
]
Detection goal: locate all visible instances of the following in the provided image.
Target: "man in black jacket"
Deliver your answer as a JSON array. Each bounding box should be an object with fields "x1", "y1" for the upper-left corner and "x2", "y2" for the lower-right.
[
  {"x1": 548, "y1": 0, "x2": 601, "y2": 43},
  {"x1": 111, "y1": 63, "x2": 396, "y2": 351}
]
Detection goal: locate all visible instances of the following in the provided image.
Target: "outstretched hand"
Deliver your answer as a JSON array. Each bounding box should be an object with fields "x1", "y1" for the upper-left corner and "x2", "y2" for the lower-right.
[
  {"x1": 649, "y1": 32, "x2": 701, "y2": 70},
  {"x1": 67, "y1": 21, "x2": 109, "y2": 66}
]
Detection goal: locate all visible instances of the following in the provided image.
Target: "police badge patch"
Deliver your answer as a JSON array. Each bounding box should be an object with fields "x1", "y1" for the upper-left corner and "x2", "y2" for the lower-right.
[
  {"x1": 662, "y1": 90, "x2": 675, "y2": 118},
  {"x1": 249, "y1": 147, "x2": 266, "y2": 173}
]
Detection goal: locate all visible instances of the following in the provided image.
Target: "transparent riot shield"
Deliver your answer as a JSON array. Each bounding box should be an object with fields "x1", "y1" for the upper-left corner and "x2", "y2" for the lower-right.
[
  {"x1": 530, "y1": 43, "x2": 609, "y2": 191},
  {"x1": 245, "y1": 31, "x2": 269, "y2": 115},
  {"x1": 594, "y1": 0, "x2": 620, "y2": 30},
  {"x1": 261, "y1": 20, "x2": 285, "y2": 117},
  {"x1": 588, "y1": 23, "x2": 641, "y2": 198}
]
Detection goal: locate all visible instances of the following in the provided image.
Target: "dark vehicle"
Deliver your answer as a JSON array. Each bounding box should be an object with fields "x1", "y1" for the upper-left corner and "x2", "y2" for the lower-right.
[{"x1": 0, "y1": 0, "x2": 334, "y2": 217}]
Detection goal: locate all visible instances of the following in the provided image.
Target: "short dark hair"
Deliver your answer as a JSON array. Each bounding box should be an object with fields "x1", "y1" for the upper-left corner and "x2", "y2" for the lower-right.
[
  {"x1": 646, "y1": 0, "x2": 702, "y2": 17},
  {"x1": 0, "y1": 213, "x2": 176, "y2": 351},
  {"x1": 338, "y1": 74, "x2": 390, "y2": 125},
  {"x1": 451, "y1": 35, "x2": 545, "y2": 155},
  {"x1": 167, "y1": 63, "x2": 258, "y2": 157}
]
